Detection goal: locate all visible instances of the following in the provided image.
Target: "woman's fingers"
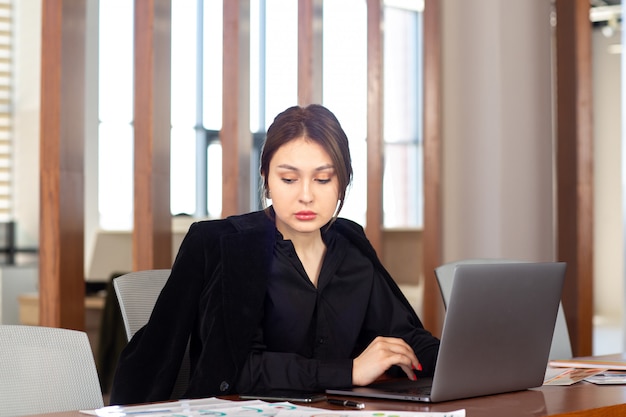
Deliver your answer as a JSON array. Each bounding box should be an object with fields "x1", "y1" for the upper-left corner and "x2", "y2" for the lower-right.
[
  {"x1": 352, "y1": 336, "x2": 421, "y2": 386},
  {"x1": 398, "y1": 363, "x2": 416, "y2": 380},
  {"x1": 373, "y1": 336, "x2": 421, "y2": 370}
]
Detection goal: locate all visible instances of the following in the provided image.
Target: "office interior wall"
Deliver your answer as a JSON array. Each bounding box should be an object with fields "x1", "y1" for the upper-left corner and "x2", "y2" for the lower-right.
[
  {"x1": 441, "y1": 0, "x2": 555, "y2": 262},
  {"x1": 84, "y1": 1, "x2": 100, "y2": 281},
  {"x1": 592, "y1": 27, "x2": 623, "y2": 323}
]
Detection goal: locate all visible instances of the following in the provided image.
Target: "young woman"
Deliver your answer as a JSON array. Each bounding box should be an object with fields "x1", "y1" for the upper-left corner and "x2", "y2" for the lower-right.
[{"x1": 110, "y1": 104, "x2": 440, "y2": 405}]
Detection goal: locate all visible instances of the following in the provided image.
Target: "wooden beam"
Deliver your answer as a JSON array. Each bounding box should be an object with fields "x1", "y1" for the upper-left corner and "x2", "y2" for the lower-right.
[
  {"x1": 133, "y1": 0, "x2": 172, "y2": 271},
  {"x1": 39, "y1": 0, "x2": 86, "y2": 330},
  {"x1": 421, "y1": 0, "x2": 444, "y2": 337},
  {"x1": 555, "y1": 0, "x2": 594, "y2": 356},
  {"x1": 298, "y1": 0, "x2": 323, "y2": 106},
  {"x1": 365, "y1": 0, "x2": 383, "y2": 254},
  {"x1": 222, "y1": 0, "x2": 251, "y2": 217}
]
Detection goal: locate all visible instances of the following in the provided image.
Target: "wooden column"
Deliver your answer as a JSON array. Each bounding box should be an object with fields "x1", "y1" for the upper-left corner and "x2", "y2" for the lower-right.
[
  {"x1": 133, "y1": 0, "x2": 172, "y2": 271},
  {"x1": 365, "y1": 0, "x2": 384, "y2": 254},
  {"x1": 555, "y1": 0, "x2": 594, "y2": 356},
  {"x1": 222, "y1": 0, "x2": 251, "y2": 217},
  {"x1": 298, "y1": 0, "x2": 323, "y2": 106},
  {"x1": 39, "y1": 0, "x2": 86, "y2": 329},
  {"x1": 422, "y1": 0, "x2": 444, "y2": 336}
]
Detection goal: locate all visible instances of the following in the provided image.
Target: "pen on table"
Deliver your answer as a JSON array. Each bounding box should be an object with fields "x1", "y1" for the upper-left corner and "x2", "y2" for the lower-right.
[{"x1": 327, "y1": 399, "x2": 366, "y2": 409}]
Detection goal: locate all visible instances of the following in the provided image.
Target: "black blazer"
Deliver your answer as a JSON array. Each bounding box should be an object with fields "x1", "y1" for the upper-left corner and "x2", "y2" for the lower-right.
[{"x1": 110, "y1": 209, "x2": 438, "y2": 405}]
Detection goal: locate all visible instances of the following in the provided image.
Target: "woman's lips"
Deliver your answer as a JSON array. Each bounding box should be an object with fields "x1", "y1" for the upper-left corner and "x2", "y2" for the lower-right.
[{"x1": 295, "y1": 211, "x2": 316, "y2": 220}]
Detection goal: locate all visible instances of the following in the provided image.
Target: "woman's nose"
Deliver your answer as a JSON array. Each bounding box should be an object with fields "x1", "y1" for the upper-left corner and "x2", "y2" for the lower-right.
[{"x1": 298, "y1": 181, "x2": 313, "y2": 203}]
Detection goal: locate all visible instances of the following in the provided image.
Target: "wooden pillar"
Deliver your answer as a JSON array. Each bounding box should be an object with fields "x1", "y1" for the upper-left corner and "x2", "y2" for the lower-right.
[
  {"x1": 555, "y1": 0, "x2": 594, "y2": 356},
  {"x1": 39, "y1": 0, "x2": 86, "y2": 330},
  {"x1": 365, "y1": 0, "x2": 383, "y2": 254},
  {"x1": 422, "y1": 0, "x2": 444, "y2": 337},
  {"x1": 133, "y1": 0, "x2": 172, "y2": 271},
  {"x1": 222, "y1": 0, "x2": 251, "y2": 217},
  {"x1": 298, "y1": 0, "x2": 323, "y2": 106}
]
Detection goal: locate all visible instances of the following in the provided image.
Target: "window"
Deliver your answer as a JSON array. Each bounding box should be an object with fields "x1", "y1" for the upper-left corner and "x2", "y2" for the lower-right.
[
  {"x1": 171, "y1": 1, "x2": 200, "y2": 216},
  {"x1": 98, "y1": 1, "x2": 424, "y2": 230},
  {"x1": 323, "y1": 0, "x2": 368, "y2": 226},
  {"x1": 98, "y1": 0, "x2": 134, "y2": 230},
  {"x1": 383, "y1": 5, "x2": 423, "y2": 228}
]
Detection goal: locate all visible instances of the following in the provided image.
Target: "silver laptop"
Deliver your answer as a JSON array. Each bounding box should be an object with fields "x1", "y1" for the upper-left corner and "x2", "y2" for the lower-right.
[{"x1": 327, "y1": 262, "x2": 566, "y2": 403}]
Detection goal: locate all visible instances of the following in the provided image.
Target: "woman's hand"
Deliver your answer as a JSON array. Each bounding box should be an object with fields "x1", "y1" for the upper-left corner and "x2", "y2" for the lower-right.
[{"x1": 352, "y1": 336, "x2": 421, "y2": 386}]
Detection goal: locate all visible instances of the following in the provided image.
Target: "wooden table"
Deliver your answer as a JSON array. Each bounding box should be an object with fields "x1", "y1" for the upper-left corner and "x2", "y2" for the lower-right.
[{"x1": 19, "y1": 380, "x2": 626, "y2": 417}]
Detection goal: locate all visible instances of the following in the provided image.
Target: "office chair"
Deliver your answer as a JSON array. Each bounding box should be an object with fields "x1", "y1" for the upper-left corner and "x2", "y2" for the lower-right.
[
  {"x1": 0, "y1": 325, "x2": 104, "y2": 417},
  {"x1": 113, "y1": 269, "x2": 190, "y2": 400},
  {"x1": 434, "y1": 259, "x2": 573, "y2": 360},
  {"x1": 113, "y1": 269, "x2": 171, "y2": 340}
]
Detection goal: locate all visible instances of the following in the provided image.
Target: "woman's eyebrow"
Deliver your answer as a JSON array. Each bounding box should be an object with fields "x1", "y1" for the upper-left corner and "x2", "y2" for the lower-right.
[
  {"x1": 275, "y1": 163, "x2": 334, "y2": 172},
  {"x1": 315, "y1": 164, "x2": 335, "y2": 172},
  {"x1": 275, "y1": 164, "x2": 298, "y2": 171}
]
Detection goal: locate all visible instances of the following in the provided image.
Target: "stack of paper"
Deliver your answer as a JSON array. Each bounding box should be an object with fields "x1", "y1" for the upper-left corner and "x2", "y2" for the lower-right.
[{"x1": 80, "y1": 397, "x2": 465, "y2": 417}]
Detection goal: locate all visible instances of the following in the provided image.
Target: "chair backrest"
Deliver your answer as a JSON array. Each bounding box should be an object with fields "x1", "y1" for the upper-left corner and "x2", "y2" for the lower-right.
[
  {"x1": 0, "y1": 325, "x2": 104, "y2": 417},
  {"x1": 435, "y1": 259, "x2": 573, "y2": 360},
  {"x1": 113, "y1": 269, "x2": 172, "y2": 340},
  {"x1": 113, "y1": 269, "x2": 190, "y2": 399}
]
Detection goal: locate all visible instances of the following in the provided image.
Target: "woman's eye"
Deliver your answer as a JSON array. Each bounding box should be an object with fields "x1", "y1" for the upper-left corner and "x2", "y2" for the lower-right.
[
  {"x1": 281, "y1": 178, "x2": 296, "y2": 184},
  {"x1": 316, "y1": 178, "x2": 331, "y2": 184}
]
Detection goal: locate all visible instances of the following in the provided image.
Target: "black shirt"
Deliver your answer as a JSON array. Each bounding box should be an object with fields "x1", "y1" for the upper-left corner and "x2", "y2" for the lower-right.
[
  {"x1": 236, "y1": 227, "x2": 435, "y2": 392},
  {"x1": 110, "y1": 210, "x2": 438, "y2": 405}
]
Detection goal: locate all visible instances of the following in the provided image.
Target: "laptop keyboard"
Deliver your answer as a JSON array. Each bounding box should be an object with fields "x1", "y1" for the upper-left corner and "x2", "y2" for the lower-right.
[{"x1": 373, "y1": 381, "x2": 432, "y2": 397}]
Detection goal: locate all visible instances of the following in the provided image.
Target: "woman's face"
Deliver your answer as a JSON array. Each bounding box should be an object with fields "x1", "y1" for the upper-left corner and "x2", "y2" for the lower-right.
[{"x1": 267, "y1": 136, "x2": 339, "y2": 240}]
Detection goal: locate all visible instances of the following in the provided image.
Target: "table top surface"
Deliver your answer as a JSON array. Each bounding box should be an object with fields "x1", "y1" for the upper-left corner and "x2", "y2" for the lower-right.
[
  {"x1": 20, "y1": 382, "x2": 626, "y2": 417},
  {"x1": 20, "y1": 354, "x2": 626, "y2": 417}
]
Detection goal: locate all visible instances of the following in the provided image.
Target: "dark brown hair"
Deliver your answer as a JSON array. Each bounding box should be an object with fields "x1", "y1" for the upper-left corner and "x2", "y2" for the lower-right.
[{"x1": 260, "y1": 104, "x2": 353, "y2": 216}]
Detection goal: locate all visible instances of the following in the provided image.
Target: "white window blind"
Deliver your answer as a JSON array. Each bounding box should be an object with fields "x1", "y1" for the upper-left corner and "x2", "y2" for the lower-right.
[{"x1": 0, "y1": 0, "x2": 12, "y2": 222}]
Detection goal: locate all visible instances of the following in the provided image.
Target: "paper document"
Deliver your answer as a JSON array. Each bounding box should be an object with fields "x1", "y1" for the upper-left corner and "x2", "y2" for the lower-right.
[
  {"x1": 279, "y1": 409, "x2": 465, "y2": 417},
  {"x1": 543, "y1": 368, "x2": 607, "y2": 386},
  {"x1": 81, "y1": 398, "x2": 465, "y2": 417},
  {"x1": 549, "y1": 354, "x2": 626, "y2": 370},
  {"x1": 585, "y1": 371, "x2": 626, "y2": 385}
]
